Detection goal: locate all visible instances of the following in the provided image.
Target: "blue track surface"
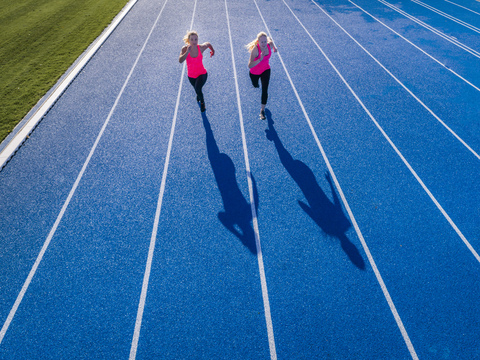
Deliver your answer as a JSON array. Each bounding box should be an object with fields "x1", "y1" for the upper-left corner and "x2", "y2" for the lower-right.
[{"x1": 1, "y1": 0, "x2": 480, "y2": 358}]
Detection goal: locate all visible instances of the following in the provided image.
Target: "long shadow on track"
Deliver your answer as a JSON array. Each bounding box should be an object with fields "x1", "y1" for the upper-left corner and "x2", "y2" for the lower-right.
[
  {"x1": 202, "y1": 113, "x2": 258, "y2": 254},
  {"x1": 264, "y1": 109, "x2": 365, "y2": 270}
]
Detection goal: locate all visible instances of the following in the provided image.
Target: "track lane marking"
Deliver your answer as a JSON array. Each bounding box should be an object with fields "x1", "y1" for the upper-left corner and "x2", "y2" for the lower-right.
[
  {"x1": 411, "y1": 0, "x2": 480, "y2": 33},
  {"x1": 444, "y1": 0, "x2": 480, "y2": 16},
  {"x1": 349, "y1": 0, "x2": 480, "y2": 93},
  {"x1": 128, "y1": 0, "x2": 197, "y2": 358},
  {"x1": 378, "y1": 0, "x2": 480, "y2": 58},
  {"x1": 225, "y1": 1, "x2": 277, "y2": 359},
  {"x1": 304, "y1": 0, "x2": 480, "y2": 264},
  {"x1": 309, "y1": 0, "x2": 480, "y2": 162}
]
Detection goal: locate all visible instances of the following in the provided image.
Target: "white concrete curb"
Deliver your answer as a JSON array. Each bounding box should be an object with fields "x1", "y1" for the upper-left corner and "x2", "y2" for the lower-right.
[{"x1": 0, "y1": 0, "x2": 138, "y2": 170}]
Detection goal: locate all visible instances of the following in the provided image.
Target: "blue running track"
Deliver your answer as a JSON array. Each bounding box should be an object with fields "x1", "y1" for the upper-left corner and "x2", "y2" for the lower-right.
[{"x1": 1, "y1": 0, "x2": 480, "y2": 358}]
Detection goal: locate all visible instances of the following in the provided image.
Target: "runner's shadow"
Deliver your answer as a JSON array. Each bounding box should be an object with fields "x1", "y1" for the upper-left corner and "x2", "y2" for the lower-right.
[
  {"x1": 264, "y1": 109, "x2": 365, "y2": 270},
  {"x1": 202, "y1": 113, "x2": 258, "y2": 254}
]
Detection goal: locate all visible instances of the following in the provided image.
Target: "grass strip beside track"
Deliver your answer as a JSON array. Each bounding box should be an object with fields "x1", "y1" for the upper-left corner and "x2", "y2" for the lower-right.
[{"x1": 0, "y1": 0, "x2": 129, "y2": 142}]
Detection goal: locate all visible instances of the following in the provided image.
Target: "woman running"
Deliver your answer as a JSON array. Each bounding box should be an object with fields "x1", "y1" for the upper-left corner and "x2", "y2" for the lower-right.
[
  {"x1": 247, "y1": 32, "x2": 277, "y2": 120},
  {"x1": 179, "y1": 30, "x2": 215, "y2": 112}
]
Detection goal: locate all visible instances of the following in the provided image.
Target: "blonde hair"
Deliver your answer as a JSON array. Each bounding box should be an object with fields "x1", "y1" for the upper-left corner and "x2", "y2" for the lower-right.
[
  {"x1": 183, "y1": 30, "x2": 199, "y2": 44},
  {"x1": 246, "y1": 32, "x2": 269, "y2": 51}
]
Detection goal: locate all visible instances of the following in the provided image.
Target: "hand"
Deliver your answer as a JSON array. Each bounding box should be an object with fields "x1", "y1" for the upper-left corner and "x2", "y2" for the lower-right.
[
  {"x1": 269, "y1": 41, "x2": 277, "y2": 53},
  {"x1": 210, "y1": 48, "x2": 215, "y2": 57},
  {"x1": 258, "y1": 50, "x2": 266, "y2": 62}
]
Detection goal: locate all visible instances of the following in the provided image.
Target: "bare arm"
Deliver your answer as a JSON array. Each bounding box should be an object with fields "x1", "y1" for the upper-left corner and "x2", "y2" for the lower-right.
[
  {"x1": 268, "y1": 40, "x2": 277, "y2": 53},
  {"x1": 179, "y1": 45, "x2": 190, "y2": 63},
  {"x1": 200, "y1": 42, "x2": 215, "y2": 57},
  {"x1": 248, "y1": 46, "x2": 263, "y2": 69}
]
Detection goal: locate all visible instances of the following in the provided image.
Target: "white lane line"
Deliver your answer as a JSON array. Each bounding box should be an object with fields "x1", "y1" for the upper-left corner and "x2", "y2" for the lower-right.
[
  {"x1": 378, "y1": 0, "x2": 480, "y2": 58},
  {"x1": 300, "y1": 0, "x2": 480, "y2": 265},
  {"x1": 444, "y1": 0, "x2": 480, "y2": 16},
  {"x1": 350, "y1": 0, "x2": 480, "y2": 93},
  {"x1": 322, "y1": 1, "x2": 480, "y2": 162},
  {"x1": 256, "y1": 0, "x2": 419, "y2": 357},
  {"x1": 225, "y1": 1, "x2": 277, "y2": 359},
  {"x1": 128, "y1": 0, "x2": 196, "y2": 358},
  {"x1": 0, "y1": 0, "x2": 139, "y2": 171},
  {"x1": 411, "y1": 0, "x2": 480, "y2": 33},
  {"x1": 0, "y1": 0, "x2": 168, "y2": 347}
]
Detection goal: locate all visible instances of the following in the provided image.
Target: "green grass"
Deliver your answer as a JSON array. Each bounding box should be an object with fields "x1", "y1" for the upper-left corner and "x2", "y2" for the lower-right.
[{"x1": 0, "y1": 0, "x2": 130, "y2": 143}]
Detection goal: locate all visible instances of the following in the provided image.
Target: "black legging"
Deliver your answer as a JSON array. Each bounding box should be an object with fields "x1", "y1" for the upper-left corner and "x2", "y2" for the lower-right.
[
  {"x1": 249, "y1": 68, "x2": 271, "y2": 105},
  {"x1": 188, "y1": 73, "x2": 208, "y2": 103}
]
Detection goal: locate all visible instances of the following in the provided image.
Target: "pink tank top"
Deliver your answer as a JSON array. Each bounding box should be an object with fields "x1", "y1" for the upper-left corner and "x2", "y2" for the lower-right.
[
  {"x1": 186, "y1": 45, "x2": 207, "y2": 78},
  {"x1": 250, "y1": 44, "x2": 271, "y2": 75}
]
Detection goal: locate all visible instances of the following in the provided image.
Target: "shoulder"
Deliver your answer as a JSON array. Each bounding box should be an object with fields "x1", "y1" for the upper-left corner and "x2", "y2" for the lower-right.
[{"x1": 201, "y1": 42, "x2": 213, "y2": 52}]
